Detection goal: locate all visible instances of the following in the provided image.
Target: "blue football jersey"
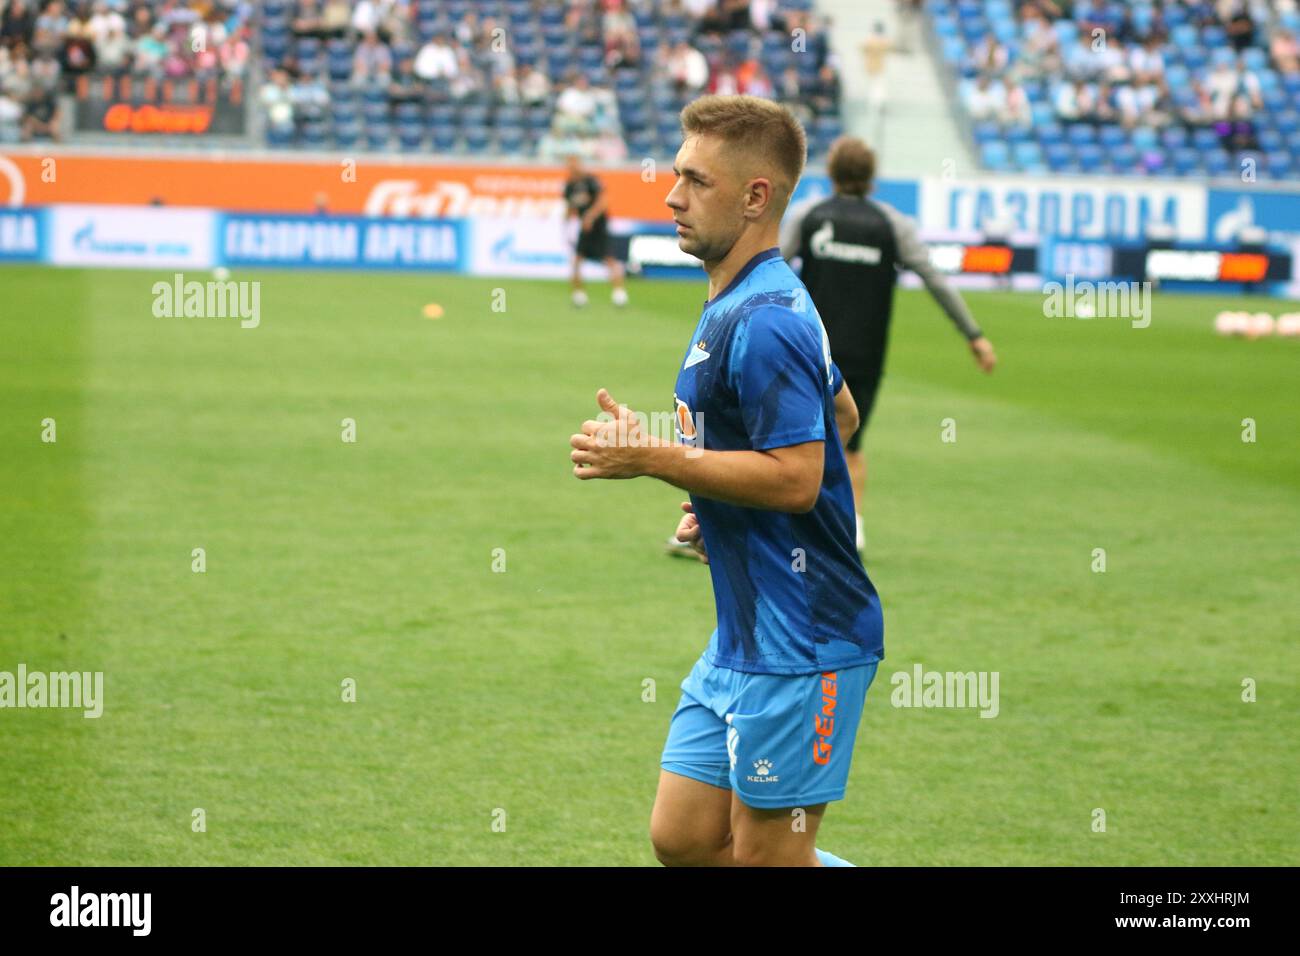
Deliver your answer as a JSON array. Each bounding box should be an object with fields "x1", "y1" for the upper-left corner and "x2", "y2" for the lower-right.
[{"x1": 672, "y1": 247, "x2": 885, "y2": 675}]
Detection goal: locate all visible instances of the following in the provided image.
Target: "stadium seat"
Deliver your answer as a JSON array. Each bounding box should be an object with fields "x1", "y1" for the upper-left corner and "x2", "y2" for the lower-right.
[
  {"x1": 497, "y1": 126, "x2": 525, "y2": 154},
  {"x1": 1160, "y1": 127, "x2": 1189, "y2": 149},
  {"x1": 1098, "y1": 125, "x2": 1126, "y2": 147},
  {"x1": 1066, "y1": 124, "x2": 1097, "y2": 145},
  {"x1": 1171, "y1": 147, "x2": 1200, "y2": 175},
  {"x1": 1191, "y1": 127, "x2": 1220, "y2": 150},
  {"x1": 1266, "y1": 151, "x2": 1293, "y2": 179},
  {"x1": 1131, "y1": 126, "x2": 1158, "y2": 149},
  {"x1": 1013, "y1": 141, "x2": 1043, "y2": 168},
  {"x1": 334, "y1": 123, "x2": 361, "y2": 149},
  {"x1": 266, "y1": 125, "x2": 294, "y2": 149},
  {"x1": 431, "y1": 125, "x2": 458, "y2": 152},
  {"x1": 1036, "y1": 122, "x2": 1064, "y2": 145},
  {"x1": 1205, "y1": 151, "x2": 1230, "y2": 177},
  {"x1": 1076, "y1": 143, "x2": 1104, "y2": 173},
  {"x1": 980, "y1": 141, "x2": 1011, "y2": 170},
  {"x1": 398, "y1": 125, "x2": 425, "y2": 152}
]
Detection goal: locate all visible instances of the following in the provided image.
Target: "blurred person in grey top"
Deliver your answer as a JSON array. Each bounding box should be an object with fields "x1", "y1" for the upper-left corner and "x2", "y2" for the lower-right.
[{"x1": 780, "y1": 136, "x2": 997, "y2": 553}]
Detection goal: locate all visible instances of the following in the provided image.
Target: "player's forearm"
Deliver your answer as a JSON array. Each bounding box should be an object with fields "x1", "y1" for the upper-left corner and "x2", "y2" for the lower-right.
[
  {"x1": 835, "y1": 407, "x2": 857, "y2": 449},
  {"x1": 919, "y1": 271, "x2": 983, "y2": 340},
  {"x1": 639, "y1": 442, "x2": 817, "y2": 513}
]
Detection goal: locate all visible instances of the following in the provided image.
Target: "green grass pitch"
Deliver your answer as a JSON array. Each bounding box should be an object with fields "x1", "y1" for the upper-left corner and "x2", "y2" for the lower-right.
[{"x1": 1, "y1": 264, "x2": 1296, "y2": 866}]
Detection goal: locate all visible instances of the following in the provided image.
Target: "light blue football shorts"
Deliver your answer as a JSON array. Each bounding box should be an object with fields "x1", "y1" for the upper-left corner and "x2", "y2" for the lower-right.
[{"x1": 660, "y1": 650, "x2": 879, "y2": 809}]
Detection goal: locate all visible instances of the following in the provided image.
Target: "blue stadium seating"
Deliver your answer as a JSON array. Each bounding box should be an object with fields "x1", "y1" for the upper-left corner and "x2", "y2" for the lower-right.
[{"x1": 931, "y1": 0, "x2": 1300, "y2": 180}]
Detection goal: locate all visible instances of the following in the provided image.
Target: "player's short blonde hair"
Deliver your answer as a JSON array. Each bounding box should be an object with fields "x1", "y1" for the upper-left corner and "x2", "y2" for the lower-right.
[
  {"x1": 827, "y1": 136, "x2": 876, "y2": 197},
  {"x1": 679, "y1": 95, "x2": 807, "y2": 212}
]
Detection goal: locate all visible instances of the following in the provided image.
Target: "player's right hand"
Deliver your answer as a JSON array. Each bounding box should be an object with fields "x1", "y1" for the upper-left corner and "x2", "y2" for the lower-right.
[
  {"x1": 969, "y1": 335, "x2": 997, "y2": 373},
  {"x1": 674, "y1": 501, "x2": 708, "y2": 564}
]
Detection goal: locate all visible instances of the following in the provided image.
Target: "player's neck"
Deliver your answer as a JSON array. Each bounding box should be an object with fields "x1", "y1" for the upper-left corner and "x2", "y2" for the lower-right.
[{"x1": 705, "y1": 226, "x2": 780, "y2": 301}]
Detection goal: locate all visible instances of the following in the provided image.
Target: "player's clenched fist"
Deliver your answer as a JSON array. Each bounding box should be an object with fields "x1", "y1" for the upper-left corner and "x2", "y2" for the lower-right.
[
  {"x1": 570, "y1": 388, "x2": 655, "y2": 480},
  {"x1": 673, "y1": 501, "x2": 708, "y2": 563}
]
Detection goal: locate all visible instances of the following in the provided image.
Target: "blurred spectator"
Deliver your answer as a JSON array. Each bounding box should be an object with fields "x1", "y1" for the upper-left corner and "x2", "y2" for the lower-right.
[
  {"x1": 1271, "y1": 28, "x2": 1300, "y2": 74},
  {"x1": 31, "y1": 1, "x2": 67, "y2": 57},
  {"x1": 1115, "y1": 78, "x2": 1169, "y2": 129},
  {"x1": 896, "y1": 0, "x2": 923, "y2": 55},
  {"x1": 351, "y1": 0, "x2": 378, "y2": 35},
  {"x1": 321, "y1": 0, "x2": 350, "y2": 38},
  {"x1": 603, "y1": 0, "x2": 639, "y2": 69},
  {"x1": 1093, "y1": 80, "x2": 1117, "y2": 124},
  {"x1": 1, "y1": 0, "x2": 36, "y2": 48},
  {"x1": 60, "y1": 18, "x2": 95, "y2": 80},
  {"x1": 1217, "y1": 93, "x2": 1259, "y2": 152},
  {"x1": 94, "y1": 22, "x2": 130, "y2": 74},
  {"x1": 968, "y1": 33, "x2": 1008, "y2": 76},
  {"x1": 1207, "y1": 61, "x2": 1261, "y2": 120},
  {"x1": 518, "y1": 61, "x2": 550, "y2": 105},
  {"x1": 553, "y1": 71, "x2": 596, "y2": 135},
  {"x1": 21, "y1": 83, "x2": 58, "y2": 140},
  {"x1": 218, "y1": 26, "x2": 250, "y2": 78},
  {"x1": 744, "y1": 63, "x2": 773, "y2": 98},
  {"x1": 1053, "y1": 79, "x2": 1089, "y2": 122},
  {"x1": 494, "y1": 63, "x2": 520, "y2": 104},
  {"x1": 1178, "y1": 78, "x2": 1216, "y2": 127},
  {"x1": 1002, "y1": 77, "x2": 1032, "y2": 126},
  {"x1": 810, "y1": 64, "x2": 841, "y2": 115},
  {"x1": 132, "y1": 23, "x2": 168, "y2": 74},
  {"x1": 260, "y1": 67, "x2": 294, "y2": 134},
  {"x1": 447, "y1": 47, "x2": 484, "y2": 101},
  {"x1": 1019, "y1": 7, "x2": 1061, "y2": 78},
  {"x1": 353, "y1": 30, "x2": 391, "y2": 83},
  {"x1": 413, "y1": 34, "x2": 456, "y2": 82},
  {"x1": 964, "y1": 74, "x2": 1005, "y2": 121},
  {"x1": 291, "y1": 0, "x2": 324, "y2": 38},
  {"x1": 387, "y1": 56, "x2": 421, "y2": 104},
  {"x1": 860, "y1": 21, "x2": 891, "y2": 114},
  {"x1": 454, "y1": 10, "x2": 479, "y2": 47},
  {"x1": 86, "y1": 2, "x2": 124, "y2": 44},
  {"x1": 30, "y1": 47, "x2": 59, "y2": 90},
  {"x1": 290, "y1": 69, "x2": 330, "y2": 122},
  {"x1": 1223, "y1": 1, "x2": 1255, "y2": 53},
  {"x1": 663, "y1": 39, "x2": 708, "y2": 93},
  {"x1": 0, "y1": 87, "x2": 21, "y2": 141},
  {"x1": 1128, "y1": 36, "x2": 1165, "y2": 85}
]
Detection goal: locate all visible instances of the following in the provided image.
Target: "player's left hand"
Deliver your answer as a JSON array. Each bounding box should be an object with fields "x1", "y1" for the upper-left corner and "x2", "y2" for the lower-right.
[
  {"x1": 570, "y1": 388, "x2": 650, "y2": 480},
  {"x1": 969, "y1": 336, "x2": 997, "y2": 373}
]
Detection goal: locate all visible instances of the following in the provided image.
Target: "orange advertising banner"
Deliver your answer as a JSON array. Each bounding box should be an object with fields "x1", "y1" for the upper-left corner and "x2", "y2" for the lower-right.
[{"x1": 0, "y1": 152, "x2": 676, "y2": 221}]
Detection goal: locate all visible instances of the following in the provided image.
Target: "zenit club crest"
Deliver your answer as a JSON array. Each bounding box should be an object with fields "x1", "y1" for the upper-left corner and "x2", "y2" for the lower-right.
[{"x1": 674, "y1": 394, "x2": 697, "y2": 442}]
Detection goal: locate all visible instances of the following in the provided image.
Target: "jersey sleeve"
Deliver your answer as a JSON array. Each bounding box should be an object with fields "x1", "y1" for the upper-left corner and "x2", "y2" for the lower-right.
[
  {"x1": 830, "y1": 359, "x2": 844, "y2": 394},
  {"x1": 731, "y1": 304, "x2": 829, "y2": 450}
]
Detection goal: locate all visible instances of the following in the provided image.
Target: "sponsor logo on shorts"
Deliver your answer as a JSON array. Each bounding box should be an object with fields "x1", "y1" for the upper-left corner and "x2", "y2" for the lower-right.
[
  {"x1": 812, "y1": 671, "x2": 836, "y2": 765},
  {"x1": 745, "y1": 758, "x2": 779, "y2": 784}
]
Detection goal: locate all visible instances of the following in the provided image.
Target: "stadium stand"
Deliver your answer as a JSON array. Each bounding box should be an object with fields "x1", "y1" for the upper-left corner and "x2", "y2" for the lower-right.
[
  {"x1": 0, "y1": 0, "x2": 251, "y2": 142},
  {"x1": 0, "y1": 0, "x2": 846, "y2": 157},
  {"x1": 931, "y1": 0, "x2": 1300, "y2": 181},
  {"x1": 253, "y1": 0, "x2": 844, "y2": 158}
]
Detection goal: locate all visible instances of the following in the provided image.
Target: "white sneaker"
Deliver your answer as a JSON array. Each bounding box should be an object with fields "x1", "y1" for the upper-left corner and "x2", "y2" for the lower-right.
[
  {"x1": 571, "y1": 289, "x2": 589, "y2": 307},
  {"x1": 665, "y1": 535, "x2": 706, "y2": 563},
  {"x1": 855, "y1": 513, "x2": 865, "y2": 552},
  {"x1": 611, "y1": 287, "x2": 628, "y2": 307}
]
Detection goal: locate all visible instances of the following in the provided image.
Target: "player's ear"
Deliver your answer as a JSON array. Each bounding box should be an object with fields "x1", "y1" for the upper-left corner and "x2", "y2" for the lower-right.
[{"x1": 746, "y1": 178, "x2": 774, "y2": 220}]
